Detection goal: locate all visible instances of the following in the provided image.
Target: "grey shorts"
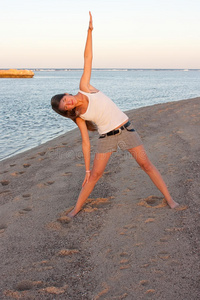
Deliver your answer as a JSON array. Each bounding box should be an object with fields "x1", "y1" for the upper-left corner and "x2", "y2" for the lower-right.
[{"x1": 96, "y1": 122, "x2": 143, "y2": 153}]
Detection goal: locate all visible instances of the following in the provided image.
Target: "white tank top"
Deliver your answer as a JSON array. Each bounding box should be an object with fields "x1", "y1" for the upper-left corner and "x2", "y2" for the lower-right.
[{"x1": 79, "y1": 90, "x2": 128, "y2": 134}]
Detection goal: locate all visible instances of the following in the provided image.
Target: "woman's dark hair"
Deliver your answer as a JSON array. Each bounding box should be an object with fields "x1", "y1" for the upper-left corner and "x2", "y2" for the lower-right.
[{"x1": 51, "y1": 94, "x2": 97, "y2": 131}]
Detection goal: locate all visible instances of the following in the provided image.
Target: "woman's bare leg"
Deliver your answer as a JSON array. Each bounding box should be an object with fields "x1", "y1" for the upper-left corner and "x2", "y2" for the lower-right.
[
  {"x1": 128, "y1": 145, "x2": 179, "y2": 208},
  {"x1": 68, "y1": 151, "x2": 113, "y2": 217}
]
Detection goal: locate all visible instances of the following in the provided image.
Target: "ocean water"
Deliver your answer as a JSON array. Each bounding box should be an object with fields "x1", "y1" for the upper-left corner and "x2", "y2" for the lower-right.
[{"x1": 0, "y1": 69, "x2": 200, "y2": 161}]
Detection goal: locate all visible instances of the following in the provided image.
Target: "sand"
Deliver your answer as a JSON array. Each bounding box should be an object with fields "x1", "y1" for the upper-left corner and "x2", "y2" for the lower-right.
[{"x1": 0, "y1": 97, "x2": 199, "y2": 300}]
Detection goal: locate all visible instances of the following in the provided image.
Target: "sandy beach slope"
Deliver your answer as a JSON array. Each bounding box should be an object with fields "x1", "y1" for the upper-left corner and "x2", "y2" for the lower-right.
[{"x1": 0, "y1": 97, "x2": 199, "y2": 299}]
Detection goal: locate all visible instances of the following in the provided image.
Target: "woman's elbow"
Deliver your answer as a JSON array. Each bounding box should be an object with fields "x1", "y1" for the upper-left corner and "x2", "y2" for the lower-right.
[{"x1": 84, "y1": 53, "x2": 93, "y2": 60}]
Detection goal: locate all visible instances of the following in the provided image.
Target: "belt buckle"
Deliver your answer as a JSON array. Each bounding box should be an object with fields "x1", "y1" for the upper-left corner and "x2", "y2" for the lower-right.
[{"x1": 115, "y1": 128, "x2": 122, "y2": 136}]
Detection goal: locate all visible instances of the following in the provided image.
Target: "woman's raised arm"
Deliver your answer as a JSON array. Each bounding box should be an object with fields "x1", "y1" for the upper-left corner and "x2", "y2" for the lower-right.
[{"x1": 79, "y1": 12, "x2": 95, "y2": 92}]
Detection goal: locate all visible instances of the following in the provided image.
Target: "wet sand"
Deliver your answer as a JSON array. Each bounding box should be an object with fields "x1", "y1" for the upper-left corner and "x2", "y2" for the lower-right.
[{"x1": 0, "y1": 97, "x2": 199, "y2": 299}]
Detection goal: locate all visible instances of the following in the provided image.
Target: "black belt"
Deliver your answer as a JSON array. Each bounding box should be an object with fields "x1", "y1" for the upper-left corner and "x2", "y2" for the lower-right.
[{"x1": 99, "y1": 121, "x2": 132, "y2": 138}]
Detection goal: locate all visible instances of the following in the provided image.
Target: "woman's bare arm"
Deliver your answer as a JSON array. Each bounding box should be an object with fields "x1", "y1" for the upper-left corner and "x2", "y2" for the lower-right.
[
  {"x1": 76, "y1": 117, "x2": 91, "y2": 186},
  {"x1": 79, "y1": 12, "x2": 97, "y2": 93}
]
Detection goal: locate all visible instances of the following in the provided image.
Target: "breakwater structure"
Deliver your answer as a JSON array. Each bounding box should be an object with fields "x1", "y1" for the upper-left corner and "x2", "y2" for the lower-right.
[{"x1": 0, "y1": 69, "x2": 34, "y2": 78}]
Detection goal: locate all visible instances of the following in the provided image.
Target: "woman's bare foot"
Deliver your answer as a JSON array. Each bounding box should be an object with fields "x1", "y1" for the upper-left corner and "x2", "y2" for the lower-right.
[
  {"x1": 67, "y1": 208, "x2": 79, "y2": 218},
  {"x1": 167, "y1": 198, "x2": 179, "y2": 209}
]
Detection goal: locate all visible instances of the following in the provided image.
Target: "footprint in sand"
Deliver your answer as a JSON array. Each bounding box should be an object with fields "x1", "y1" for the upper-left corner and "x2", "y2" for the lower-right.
[
  {"x1": 10, "y1": 171, "x2": 25, "y2": 176},
  {"x1": 27, "y1": 156, "x2": 36, "y2": 160},
  {"x1": 0, "y1": 180, "x2": 10, "y2": 186},
  {"x1": 145, "y1": 289, "x2": 156, "y2": 296},
  {"x1": 93, "y1": 283, "x2": 109, "y2": 300},
  {"x1": 0, "y1": 190, "x2": 11, "y2": 196},
  {"x1": 23, "y1": 163, "x2": 31, "y2": 168},
  {"x1": 46, "y1": 211, "x2": 72, "y2": 230},
  {"x1": 119, "y1": 253, "x2": 131, "y2": 270},
  {"x1": 165, "y1": 227, "x2": 185, "y2": 232},
  {"x1": 85, "y1": 197, "x2": 111, "y2": 211},
  {"x1": 145, "y1": 218, "x2": 155, "y2": 223},
  {"x1": 22, "y1": 207, "x2": 32, "y2": 212},
  {"x1": 174, "y1": 205, "x2": 188, "y2": 211},
  {"x1": 22, "y1": 194, "x2": 31, "y2": 199},
  {"x1": 138, "y1": 196, "x2": 167, "y2": 208},
  {"x1": 0, "y1": 223, "x2": 8, "y2": 233},
  {"x1": 76, "y1": 163, "x2": 85, "y2": 167},
  {"x1": 38, "y1": 157, "x2": 46, "y2": 161},
  {"x1": 41, "y1": 285, "x2": 68, "y2": 295},
  {"x1": 57, "y1": 216, "x2": 71, "y2": 224},
  {"x1": 140, "y1": 263, "x2": 150, "y2": 269},
  {"x1": 37, "y1": 181, "x2": 55, "y2": 188},
  {"x1": 140, "y1": 280, "x2": 150, "y2": 287},
  {"x1": 15, "y1": 280, "x2": 34, "y2": 291},
  {"x1": 0, "y1": 170, "x2": 9, "y2": 174},
  {"x1": 57, "y1": 207, "x2": 74, "y2": 224},
  {"x1": 18, "y1": 207, "x2": 32, "y2": 215},
  {"x1": 120, "y1": 258, "x2": 130, "y2": 264},
  {"x1": 119, "y1": 224, "x2": 134, "y2": 235},
  {"x1": 119, "y1": 231, "x2": 127, "y2": 235},
  {"x1": 120, "y1": 252, "x2": 129, "y2": 257},
  {"x1": 11, "y1": 280, "x2": 44, "y2": 296},
  {"x1": 10, "y1": 172, "x2": 19, "y2": 176},
  {"x1": 45, "y1": 222, "x2": 63, "y2": 231},
  {"x1": 157, "y1": 251, "x2": 171, "y2": 261},
  {"x1": 135, "y1": 243, "x2": 144, "y2": 247},
  {"x1": 158, "y1": 254, "x2": 171, "y2": 261},
  {"x1": 120, "y1": 264, "x2": 131, "y2": 270},
  {"x1": 62, "y1": 172, "x2": 72, "y2": 176},
  {"x1": 37, "y1": 151, "x2": 46, "y2": 156},
  {"x1": 45, "y1": 181, "x2": 55, "y2": 186},
  {"x1": 57, "y1": 249, "x2": 79, "y2": 256},
  {"x1": 159, "y1": 236, "x2": 170, "y2": 243}
]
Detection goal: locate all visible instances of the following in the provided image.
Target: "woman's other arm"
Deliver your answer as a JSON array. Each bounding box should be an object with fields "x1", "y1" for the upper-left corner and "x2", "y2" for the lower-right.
[{"x1": 76, "y1": 117, "x2": 91, "y2": 186}]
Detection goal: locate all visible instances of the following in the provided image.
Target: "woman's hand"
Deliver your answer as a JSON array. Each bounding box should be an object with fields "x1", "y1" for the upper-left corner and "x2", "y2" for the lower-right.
[
  {"x1": 88, "y1": 11, "x2": 93, "y2": 31},
  {"x1": 82, "y1": 171, "x2": 91, "y2": 187}
]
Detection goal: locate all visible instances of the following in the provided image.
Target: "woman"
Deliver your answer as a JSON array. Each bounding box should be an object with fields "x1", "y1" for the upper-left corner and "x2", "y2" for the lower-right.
[{"x1": 51, "y1": 12, "x2": 179, "y2": 217}]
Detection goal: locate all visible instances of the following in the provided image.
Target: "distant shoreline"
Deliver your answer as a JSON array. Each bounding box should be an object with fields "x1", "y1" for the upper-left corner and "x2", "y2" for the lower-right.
[
  {"x1": 0, "y1": 69, "x2": 34, "y2": 78},
  {"x1": 1, "y1": 68, "x2": 200, "y2": 72}
]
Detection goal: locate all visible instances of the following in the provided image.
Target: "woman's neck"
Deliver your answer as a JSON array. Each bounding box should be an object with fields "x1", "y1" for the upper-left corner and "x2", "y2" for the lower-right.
[{"x1": 74, "y1": 93, "x2": 88, "y2": 115}]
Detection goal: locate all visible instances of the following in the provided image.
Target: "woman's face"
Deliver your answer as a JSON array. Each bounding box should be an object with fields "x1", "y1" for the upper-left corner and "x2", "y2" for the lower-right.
[{"x1": 59, "y1": 94, "x2": 77, "y2": 111}]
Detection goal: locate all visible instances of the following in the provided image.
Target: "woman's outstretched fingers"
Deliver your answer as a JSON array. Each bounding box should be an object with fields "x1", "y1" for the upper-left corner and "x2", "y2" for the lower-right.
[
  {"x1": 89, "y1": 11, "x2": 93, "y2": 30},
  {"x1": 82, "y1": 172, "x2": 91, "y2": 187}
]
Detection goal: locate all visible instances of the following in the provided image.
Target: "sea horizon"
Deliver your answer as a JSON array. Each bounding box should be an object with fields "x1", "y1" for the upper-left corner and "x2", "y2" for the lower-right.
[{"x1": 1, "y1": 68, "x2": 200, "y2": 72}]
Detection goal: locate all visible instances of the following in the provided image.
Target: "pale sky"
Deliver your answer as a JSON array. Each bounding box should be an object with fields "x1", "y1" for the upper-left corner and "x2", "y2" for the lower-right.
[{"x1": 1, "y1": 0, "x2": 200, "y2": 69}]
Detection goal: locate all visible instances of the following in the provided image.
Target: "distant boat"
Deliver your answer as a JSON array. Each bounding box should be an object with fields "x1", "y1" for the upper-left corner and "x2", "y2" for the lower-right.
[{"x1": 0, "y1": 69, "x2": 34, "y2": 78}]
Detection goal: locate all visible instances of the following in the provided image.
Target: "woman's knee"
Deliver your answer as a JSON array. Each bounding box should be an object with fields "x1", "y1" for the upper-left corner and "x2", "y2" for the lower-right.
[
  {"x1": 139, "y1": 160, "x2": 154, "y2": 172},
  {"x1": 129, "y1": 145, "x2": 154, "y2": 173},
  {"x1": 90, "y1": 170, "x2": 104, "y2": 182}
]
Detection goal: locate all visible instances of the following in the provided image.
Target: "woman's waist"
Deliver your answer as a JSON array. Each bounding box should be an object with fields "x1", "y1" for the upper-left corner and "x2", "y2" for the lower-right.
[
  {"x1": 97, "y1": 116, "x2": 129, "y2": 134},
  {"x1": 99, "y1": 120, "x2": 131, "y2": 138},
  {"x1": 114, "y1": 118, "x2": 129, "y2": 130}
]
